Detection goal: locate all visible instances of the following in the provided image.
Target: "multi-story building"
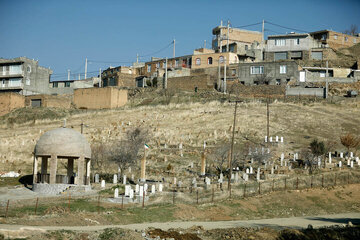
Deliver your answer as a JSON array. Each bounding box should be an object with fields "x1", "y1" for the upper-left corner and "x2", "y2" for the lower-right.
[
  {"x1": 0, "y1": 57, "x2": 53, "y2": 96},
  {"x1": 310, "y1": 30, "x2": 360, "y2": 50},
  {"x1": 191, "y1": 48, "x2": 239, "y2": 69}
]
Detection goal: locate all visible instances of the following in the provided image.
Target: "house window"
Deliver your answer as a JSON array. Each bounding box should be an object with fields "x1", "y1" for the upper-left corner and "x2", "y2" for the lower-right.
[
  {"x1": 294, "y1": 39, "x2": 300, "y2": 45},
  {"x1": 27, "y1": 66, "x2": 31, "y2": 73},
  {"x1": 9, "y1": 65, "x2": 22, "y2": 75},
  {"x1": 321, "y1": 33, "x2": 327, "y2": 40},
  {"x1": 207, "y1": 57, "x2": 213, "y2": 65},
  {"x1": 195, "y1": 58, "x2": 201, "y2": 65},
  {"x1": 345, "y1": 37, "x2": 348, "y2": 42},
  {"x1": 275, "y1": 39, "x2": 285, "y2": 46},
  {"x1": 276, "y1": 79, "x2": 281, "y2": 85},
  {"x1": 229, "y1": 45, "x2": 235, "y2": 52},
  {"x1": 147, "y1": 64, "x2": 151, "y2": 72},
  {"x1": 250, "y1": 66, "x2": 264, "y2": 74},
  {"x1": 219, "y1": 56, "x2": 224, "y2": 64},
  {"x1": 9, "y1": 78, "x2": 22, "y2": 87},
  {"x1": 231, "y1": 69, "x2": 236, "y2": 76},
  {"x1": 53, "y1": 82, "x2": 58, "y2": 88},
  {"x1": 26, "y1": 78, "x2": 30, "y2": 85},
  {"x1": 334, "y1": 34, "x2": 338, "y2": 40},
  {"x1": 65, "y1": 82, "x2": 71, "y2": 87},
  {"x1": 291, "y1": 51, "x2": 302, "y2": 59},
  {"x1": 274, "y1": 52, "x2": 287, "y2": 60},
  {"x1": 311, "y1": 51, "x2": 323, "y2": 60},
  {"x1": 280, "y1": 65, "x2": 287, "y2": 74},
  {"x1": 162, "y1": 61, "x2": 166, "y2": 69}
]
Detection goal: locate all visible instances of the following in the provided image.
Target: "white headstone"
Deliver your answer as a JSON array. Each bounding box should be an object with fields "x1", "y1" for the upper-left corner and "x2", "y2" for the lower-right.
[
  {"x1": 139, "y1": 186, "x2": 144, "y2": 196},
  {"x1": 95, "y1": 174, "x2": 99, "y2": 183},
  {"x1": 231, "y1": 173, "x2": 235, "y2": 179},
  {"x1": 203, "y1": 141, "x2": 206, "y2": 149},
  {"x1": 173, "y1": 177, "x2": 177, "y2": 185},
  {"x1": 347, "y1": 159, "x2": 351, "y2": 166},
  {"x1": 123, "y1": 175, "x2": 126, "y2": 185},
  {"x1": 114, "y1": 188, "x2": 119, "y2": 198},
  {"x1": 350, "y1": 161, "x2": 354, "y2": 168},
  {"x1": 267, "y1": 148, "x2": 270, "y2": 154},
  {"x1": 280, "y1": 136, "x2": 284, "y2": 143},
  {"x1": 206, "y1": 177, "x2": 211, "y2": 185},
  {"x1": 329, "y1": 152, "x2": 332, "y2": 164},
  {"x1": 158, "y1": 183, "x2": 163, "y2": 192},
  {"x1": 235, "y1": 172, "x2": 239, "y2": 183},
  {"x1": 285, "y1": 161, "x2": 287, "y2": 167},
  {"x1": 135, "y1": 184, "x2": 139, "y2": 193},
  {"x1": 101, "y1": 180, "x2": 105, "y2": 188},
  {"x1": 340, "y1": 152, "x2": 343, "y2": 158},
  {"x1": 276, "y1": 136, "x2": 279, "y2": 142},
  {"x1": 113, "y1": 174, "x2": 117, "y2": 184},
  {"x1": 129, "y1": 189, "x2": 134, "y2": 199},
  {"x1": 190, "y1": 162, "x2": 194, "y2": 168},
  {"x1": 246, "y1": 168, "x2": 249, "y2": 174},
  {"x1": 271, "y1": 166, "x2": 274, "y2": 174},
  {"x1": 125, "y1": 185, "x2": 131, "y2": 196},
  {"x1": 265, "y1": 136, "x2": 268, "y2": 143},
  {"x1": 270, "y1": 137, "x2": 273, "y2": 142},
  {"x1": 350, "y1": 152, "x2": 354, "y2": 158},
  {"x1": 256, "y1": 168, "x2": 260, "y2": 181},
  {"x1": 151, "y1": 185, "x2": 156, "y2": 194},
  {"x1": 220, "y1": 173, "x2": 224, "y2": 181},
  {"x1": 144, "y1": 183, "x2": 148, "y2": 192},
  {"x1": 250, "y1": 166, "x2": 253, "y2": 174},
  {"x1": 356, "y1": 157, "x2": 360, "y2": 162},
  {"x1": 281, "y1": 153, "x2": 284, "y2": 161},
  {"x1": 339, "y1": 161, "x2": 342, "y2": 168}
]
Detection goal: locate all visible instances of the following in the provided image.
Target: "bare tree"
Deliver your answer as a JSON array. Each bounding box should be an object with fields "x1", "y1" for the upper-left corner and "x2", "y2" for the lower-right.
[
  {"x1": 300, "y1": 148, "x2": 316, "y2": 174},
  {"x1": 108, "y1": 127, "x2": 150, "y2": 177},
  {"x1": 209, "y1": 143, "x2": 245, "y2": 175},
  {"x1": 91, "y1": 142, "x2": 109, "y2": 172},
  {"x1": 344, "y1": 24, "x2": 358, "y2": 36}
]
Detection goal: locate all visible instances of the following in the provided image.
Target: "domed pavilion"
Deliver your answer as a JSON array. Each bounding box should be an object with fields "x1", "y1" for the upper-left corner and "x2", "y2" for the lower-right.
[{"x1": 33, "y1": 127, "x2": 91, "y2": 186}]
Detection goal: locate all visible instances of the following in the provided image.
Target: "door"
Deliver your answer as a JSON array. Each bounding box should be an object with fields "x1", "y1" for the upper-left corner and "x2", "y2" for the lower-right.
[{"x1": 299, "y1": 71, "x2": 306, "y2": 82}]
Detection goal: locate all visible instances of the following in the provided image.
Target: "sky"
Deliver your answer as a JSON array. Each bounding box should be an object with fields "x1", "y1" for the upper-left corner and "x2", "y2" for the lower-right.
[{"x1": 0, "y1": 0, "x2": 359, "y2": 80}]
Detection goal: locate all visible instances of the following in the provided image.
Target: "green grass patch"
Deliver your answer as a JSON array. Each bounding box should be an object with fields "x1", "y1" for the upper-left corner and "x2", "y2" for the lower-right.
[{"x1": 0, "y1": 177, "x2": 21, "y2": 187}]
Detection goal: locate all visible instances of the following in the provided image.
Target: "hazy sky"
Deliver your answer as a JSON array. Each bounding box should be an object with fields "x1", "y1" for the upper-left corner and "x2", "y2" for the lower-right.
[{"x1": 1, "y1": 0, "x2": 359, "y2": 80}]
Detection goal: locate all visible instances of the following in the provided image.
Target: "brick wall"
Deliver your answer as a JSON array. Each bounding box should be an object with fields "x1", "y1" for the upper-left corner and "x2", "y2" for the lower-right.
[
  {"x1": 25, "y1": 94, "x2": 72, "y2": 108},
  {"x1": 0, "y1": 93, "x2": 25, "y2": 116},
  {"x1": 167, "y1": 75, "x2": 213, "y2": 91},
  {"x1": 116, "y1": 73, "x2": 136, "y2": 87},
  {"x1": 74, "y1": 87, "x2": 127, "y2": 109}
]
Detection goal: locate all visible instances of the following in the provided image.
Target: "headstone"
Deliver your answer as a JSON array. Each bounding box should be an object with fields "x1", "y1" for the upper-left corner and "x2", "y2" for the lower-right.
[
  {"x1": 276, "y1": 136, "x2": 279, "y2": 142},
  {"x1": 243, "y1": 173, "x2": 247, "y2": 181},
  {"x1": 280, "y1": 136, "x2": 284, "y2": 143},
  {"x1": 250, "y1": 166, "x2": 253, "y2": 174},
  {"x1": 173, "y1": 177, "x2": 177, "y2": 185},
  {"x1": 350, "y1": 161, "x2": 354, "y2": 168},
  {"x1": 347, "y1": 159, "x2": 351, "y2": 166},
  {"x1": 206, "y1": 177, "x2": 211, "y2": 185},
  {"x1": 356, "y1": 157, "x2": 360, "y2": 162},
  {"x1": 101, "y1": 180, "x2": 105, "y2": 188},
  {"x1": 293, "y1": 154, "x2": 296, "y2": 161},
  {"x1": 144, "y1": 183, "x2": 148, "y2": 192},
  {"x1": 151, "y1": 185, "x2": 156, "y2": 194},
  {"x1": 135, "y1": 184, "x2": 139, "y2": 193},
  {"x1": 281, "y1": 153, "x2": 284, "y2": 161},
  {"x1": 256, "y1": 168, "x2": 260, "y2": 181},
  {"x1": 318, "y1": 160, "x2": 321, "y2": 168},
  {"x1": 114, "y1": 188, "x2": 119, "y2": 198},
  {"x1": 113, "y1": 174, "x2": 117, "y2": 184},
  {"x1": 350, "y1": 152, "x2": 354, "y2": 158},
  {"x1": 231, "y1": 173, "x2": 235, "y2": 180},
  {"x1": 158, "y1": 183, "x2": 163, "y2": 192},
  {"x1": 129, "y1": 189, "x2": 134, "y2": 199},
  {"x1": 123, "y1": 175, "x2": 126, "y2": 185},
  {"x1": 267, "y1": 148, "x2": 270, "y2": 154},
  {"x1": 95, "y1": 174, "x2": 99, "y2": 183},
  {"x1": 235, "y1": 172, "x2": 239, "y2": 183},
  {"x1": 289, "y1": 165, "x2": 292, "y2": 170},
  {"x1": 329, "y1": 152, "x2": 332, "y2": 164},
  {"x1": 203, "y1": 141, "x2": 206, "y2": 149},
  {"x1": 128, "y1": 167, "x2": 131, "y2": 173},
  {"x1": 265, "y1": 136, "x2": 268, "y2": 143},
  {"x1": 270, "y1": 137, "x2": 273, "y2": 142},
  {"x1": 340, "y1": 152, "x2": 343, "y2": 158},
  {"x1": 251, "y1": 158, "x2": 254, "y2": 164},
  {"x1": 190, "y1": 162, "x2": 194, "y2": 168},
  {"x1": 246, "y1": 168, "x2": 249, "y2": 174},
  {"x1": 285, "y1": 161, "x2": 287, "y2": 167},
  {"x1": 131, "y1": 174, "x2": 134, "y2": 180},
  {"x1": 271, "y1": 166, "x2": 274, "y2": 174},
  {"x1": 339, "y1": 161, "x2": 342, "y2": 168},
  {"x1": 125, "y1": 185, "x2": 131, "y2": 196}
]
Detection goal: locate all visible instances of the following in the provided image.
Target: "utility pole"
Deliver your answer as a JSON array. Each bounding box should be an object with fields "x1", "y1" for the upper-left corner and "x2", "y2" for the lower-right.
[
  {"x1": 99, "y1": 68, "x2": 102, "y2": 87},
  {"x1": 173, "y1": 39, "x2": 176, "y2": 58},
  {"x1": 266, "y1": 97, "x2": 270, "y2": 146},
  {"x1": 78, "y1": 74, "x2": 80, "y2": 80},
  {"x1": 218, "y1": 59, "x2": 221, "y2": 91},
  {"x1": 137, "y1": 54, "x2": 139, "y2": 63},
  {"x1": 262, "y1": 20, "x2": 265, "y2": 43},
  {"x1": 85, "y1": 58, "x2": 88, "y2": 80},
  {"x1": 226, "y1": 20, "x2": 230, "y2": 52},
  {"x1": 164, "y1": 57, "x2": 168, "y2": 89},
  {"x1": 67, "y1": 69, "x2": 70, "y2": 81},
  {"x1": 204, "y1": 40, "x2": 206, "y2": 49},
  {"x1": 223, "y1": 57, "x2": 227, "y2": 93},
  {"x1": 325, "y1": 60, "x2": 328, "y2": 99},
  {"x1": 228, "y1": 100, "x2": 241, "y2": 197}
]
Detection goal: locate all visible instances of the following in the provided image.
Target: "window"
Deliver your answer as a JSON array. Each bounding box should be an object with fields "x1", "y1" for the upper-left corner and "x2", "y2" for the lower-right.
[
  {"x1": 26, "y1": 78, "x2": 30, "y2": 85},
  {"x1": 9, "y1": 78, "x2": 22, "y2": 87},
  {"x1": 27, "y1": 65, "x2": 31, "y2": 73},
  {"x1": 53, "y1": 82, "x2": 58, "y2": 88},
  {"x1": 229, "y1": 45, "x2": 235, "y2": 52},
  {"x1": 195, "y1": 58, "x2": 201, "y2": 65},
  {"x1": 9, "y1": 65, "x2": 22, "y2": 75},
  {"x1": 250, "y1": 66, "x2": 264, "y2": 74},
  {"x1": 147, "y1": 64, "x2": 151, "y2": 72},
  {"x1": 276, "y1": 79, "x2": 281, "y2": 85},
  {"x1": 274, "y1": 52, "x2": 287, "y2": 60},
  {"x1": 219, "y1": 56, "x2": 224, "y2": 64},
  {"x1": 275, "y1": 39, "x2": 285, "y2": 46},
  {"x1": 245, "y1": 45, "x2": 248, "y2": 50},
  {"x1": 65, "y1": 82, "x2": 71, "y2": 87},
  {"x1": 334, "y1": 34, "x2": 338, "y2": 40},
  {"x1": 1, "y1": 79, "x2": 5, "y2": 87},
  {"x1": 311, "y1": 51, "x2": 323, "y2": 60},
  {"x1": 321, "y1": 33, "x2": 327, "y2": 40},
  {"x1": 345, "y1": 37, "x2": 348, "y2": 42},
  {"x1": 207, "y1": 57, "x2": 213, "y2": 65},
  {"x1": 231, "y1": 69, "x2": 236, "y2": 76},
  {"x1": 291, "y1": 51, "x2": 302, "y2": 59},
  {"x1": 162, "y1": 61, "x2": 166, "y2": 69},
  {"x1": 175, "y1": 59, "x2": 179, "y2": 67},
  {"x1": 294, "y1": 39, "x2": 300, "y2": 45},
  {"x1": 280, "y1": 65, "x2": 287, "y2": 74}
]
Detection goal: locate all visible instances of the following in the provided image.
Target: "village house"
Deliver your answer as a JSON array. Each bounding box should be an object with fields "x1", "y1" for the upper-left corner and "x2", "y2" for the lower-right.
[{"x1": 310, "y1": 30, "x2": 360, "y2": 50}]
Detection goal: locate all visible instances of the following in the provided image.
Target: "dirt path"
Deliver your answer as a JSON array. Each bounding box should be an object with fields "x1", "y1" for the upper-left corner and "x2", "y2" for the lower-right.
[{"x1": 1, "y1": 212, "x2": 359, "y2": 232}]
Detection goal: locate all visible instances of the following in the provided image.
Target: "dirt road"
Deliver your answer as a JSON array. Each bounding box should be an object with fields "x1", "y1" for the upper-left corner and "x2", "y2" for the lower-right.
[{"x1": 1, "y1": 212, "x2": 359, "y2": 232}]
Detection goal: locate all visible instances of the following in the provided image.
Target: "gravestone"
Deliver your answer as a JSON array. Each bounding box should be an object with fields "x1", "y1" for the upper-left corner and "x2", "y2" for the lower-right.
[
  {"x1": 256, "y1": 168, "x2": 260, "y2": 181},
  {"x1": 125, "y1": 185, "x2": 131, "y2": 196},
  {"x1": 246, "y1": 168, "x2": 250, "y2": 174},
  {"x1": 329, "y1": 152, "x2": 332, "y2": 164},
  {"x1": 250, "y1": 166, "x2": 253, "y2": 174},
  {"x1": 280, "y1": 136, "x2": 284, "y2": 143},
  {"x1": 350, "y1": 161, "x2": 354, "y2": 168},
  {"x1": 129, "y1": 189, "x2": 134, "y2": 199},
  {"x1": 235, "y1": 172, "x2": 239, "y2": 183},
  {"x1": 173, "y1": 177, "x2": 177, "y2": 185},
  {"x1": 158, "y1": 183, "x2": 163, "y2": 192},
  {"x1": 269, "y1": 137, "x2": 273, "y2": 142},
  {"x1": 114, "y1": 188, "x2": 119, "y2": 198},
  {"x1": 101, "y1": 180, "x2": 106, "y2": 188},
  {"x1": 135, "y1": 184, "x2": 139, "y2": 193},
  {"x1": 350, "y1": 152, "x2": 354, "y2": 158},
  {"x1": 347, "y1": 159, "x2": 351, "y2": 166},
  {"x1": 276, "y1": 136, "x2": 279, "y2": 142},
  {"x1": 113, "y1": 174, "x2": 117, "y2": 184},
  {"x1": 144, "y1": 184, "x2": 148, "y2": 192},
  {"x1": 139, "y1": 186, "x2": 144, "y2": 196},
  {"x1": 95, "y1": 174, "x2": 99, "y2": 183},
  {"x1": 190, "y1": 162, "x2": 194, "y2": 168},
  {"x1": 151, "y1": 185, "x2": 156, "y2": 194},
  {"x1": 271, "y1": 166, "x2": 274, "y2": 175},
  {"x1": 123, "y1": 175, "x2": 126, "y2": 185},
  {"x1": 265, "y1": 136, "x2": 268, "y2": 143},
  {"x1": 339, "y1": 161, "x2": 342, "y2": 168},
  {"x1": 340, "y1": 152, "x2": 343, "y2": 158}
]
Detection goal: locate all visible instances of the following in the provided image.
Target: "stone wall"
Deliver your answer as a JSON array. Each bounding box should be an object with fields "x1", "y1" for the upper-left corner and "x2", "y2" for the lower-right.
[
  {"x1": 0, "y1": 92, "x2": 25, "y2": 116},
  {"x1": 25, "y1": 94, "x2": 72, "y2": 108},
  {"x1": 167, "y1": 74, "x2": 213, "y2": 91},
  {"x1": 228, "y1": 84, "x2": 286, "y2": 98},
  {"x1": 74, "y1": 87, "x2": 127, "y2": 109},
  {"x1": 286, "y1": 87, "x2": 325, "y2": 97}
]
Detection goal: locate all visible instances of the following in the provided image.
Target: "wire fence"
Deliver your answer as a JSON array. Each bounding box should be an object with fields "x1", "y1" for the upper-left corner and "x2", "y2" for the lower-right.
[{"x1": 2, "y1": 170, "x2": 360, "y2": 218}]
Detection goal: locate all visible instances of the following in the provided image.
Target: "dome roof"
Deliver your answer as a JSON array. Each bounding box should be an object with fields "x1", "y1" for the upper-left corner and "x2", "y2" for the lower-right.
[{"x1": 35, "y1": 128, "x2": 91, "y2": 158}]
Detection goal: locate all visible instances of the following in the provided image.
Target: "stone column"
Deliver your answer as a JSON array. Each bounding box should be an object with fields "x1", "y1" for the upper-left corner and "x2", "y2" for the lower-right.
[
  {"x1": 77, "y1": 155, "x2": 85, "y2": 185},
  {"x1": 49, "y1": 155, "x2": 58, "y2": 184},
  {"x1": 200, "y1": 152, "x2": 206, "y2": 176},
  {"x1": 41, "y1": 157, "x2": 48, "y2": 183},
  {"x1": 140, "y1": 155, "x2": 146, "y2": 182},
  {"x1": 86, "y1": 159, "x2": 91, "y2": 185},
  {"x1": 33, "y1": 155, "x2": 38, "y2": 184},
  {"x1": 67, "y1": 158, "x2": 74, "y2": 184}
]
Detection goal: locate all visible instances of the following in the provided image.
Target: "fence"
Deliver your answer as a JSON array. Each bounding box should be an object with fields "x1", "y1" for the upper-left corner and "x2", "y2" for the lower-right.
[{"x1": 2, "y1": 169, "x2": 360, "y2": 218}]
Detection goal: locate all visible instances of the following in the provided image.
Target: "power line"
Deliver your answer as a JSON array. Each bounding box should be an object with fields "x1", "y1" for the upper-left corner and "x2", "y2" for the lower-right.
[
  {"x1": 138, "y1": 41, "x2": 173, "y2": 58},
  {"x1": 232, "y1": 22, "x2": 263, "y2": 29},
  {"x1": 265, "y1": 21, "x2": 309, "y2": 33}
]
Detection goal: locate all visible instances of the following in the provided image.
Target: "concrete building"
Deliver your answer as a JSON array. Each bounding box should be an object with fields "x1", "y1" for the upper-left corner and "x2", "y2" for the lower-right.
[
  {"x1": 265, "y1": 33, "x2": 323, "y2": 61},
  {"x1": 310, "y1": 30, "x2": 360, "y2": 50},
  {"x1": 191, "y1": 48, "x2": 239, "y2": 69},
  {"x1": 48, "y1": 77, "x2": 100, "y2": 95},
  {"x1": 0, "y1": 57, "x2": 52, "y2": 96},
  {"x1": 33, "y1": 127, "x2": 92, "y2": 194},
  {"x1": 102, "y1": 66, "x2": 137, "y2": 88}
]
